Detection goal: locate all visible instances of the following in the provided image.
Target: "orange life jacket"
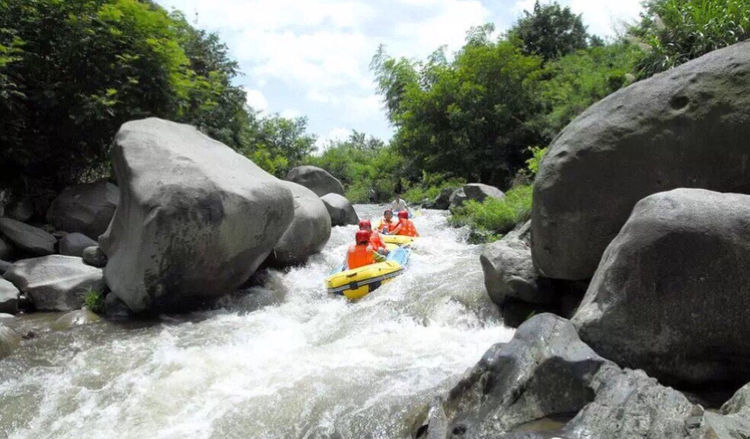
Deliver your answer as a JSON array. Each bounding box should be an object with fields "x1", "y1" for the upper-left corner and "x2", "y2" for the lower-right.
[
  {"x1": 393, "y1": 219, "x2": 419, "y2": 237},
  {"x1": 347, "y1": 244, "x2": 375, "y2": 269},
  {"x1": 377, "y1": 218, "x2": 397, "y2": 233},
  {"x1": 369, "y1": 230, "x2": 386, "y2": 251}
]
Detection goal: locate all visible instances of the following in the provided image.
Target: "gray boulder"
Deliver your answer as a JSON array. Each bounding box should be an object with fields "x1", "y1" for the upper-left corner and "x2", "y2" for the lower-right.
[
  {"x1": 46, "y1": 181, "x2": 119, "y2": 239},
  {"x1": 425, "y1": 314, "x2": 614, "y2": 438},
  {"x1": 573, "y1": 189, "x2": 750, "y2": 387},
  {"x1": 0, "y1": 278, "x2": 19, "y2": 314},
  {"x1": 480, "y1": 221, "x2": 553, "y2": 307},
  {"x1": 0, "y1": 217, "x2": 56, "y2": 256},
  {"x1": 0, "y1": 236, "x2": 12, "y2": 260},
  {"x1": 320, "y1": 193, "x2": 359, "y2": 226},
  {"x1": 104, "y1": 292, "x2": 131, "y2": 320},
  {"x1": 429, "y1": 187, "x2": 455, "y2": 210},
  {"x1": 268, "y1": 181, "x2": 331, "y2": 266},
  {"x1": 449, "y1": 183, "x2": 504, "y2": 209},
  {"x1": 58, "y1": 232, "x2": 97, "y2": 257},
  {"x1": 3, "y1": 255, "x2": 105, "y2": 312},
  {"x1": 532, "y1": 41, "x2": 750, "y2": 280},
  {"x1": 82, "y1": 246, "x2": 107, "y2": 268},
  {"x1": 286, "y1": 165, "x2": 345, "y2": 197},
  {"x1": 100, "y1": 118, "x2": 294, "y2": 313}
]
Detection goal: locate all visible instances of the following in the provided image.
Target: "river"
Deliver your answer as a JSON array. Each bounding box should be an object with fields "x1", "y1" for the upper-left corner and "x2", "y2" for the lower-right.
[{"x1": 0, "y1": 205, "x2": 513, "y2": 439}]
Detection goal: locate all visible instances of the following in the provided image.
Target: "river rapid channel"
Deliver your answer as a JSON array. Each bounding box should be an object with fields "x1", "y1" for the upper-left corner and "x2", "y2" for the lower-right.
[{"x1": 0, "y1": 205, "x2": 514, "y2": 439}]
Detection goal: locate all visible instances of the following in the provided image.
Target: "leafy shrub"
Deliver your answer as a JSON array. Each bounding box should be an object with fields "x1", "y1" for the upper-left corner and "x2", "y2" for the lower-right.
[
  {"x1": 449, "y1": 184, "x2": 533, "y2": 241},
  {"x1": 525, "y1": 146, "x2": 548, "y2": 176},
  {"x1": 631, "y1": 0, "x2": 750, "y2": 77},
  {"x1": 83, "y1": 289, "x2": 104, "y2": 314}
]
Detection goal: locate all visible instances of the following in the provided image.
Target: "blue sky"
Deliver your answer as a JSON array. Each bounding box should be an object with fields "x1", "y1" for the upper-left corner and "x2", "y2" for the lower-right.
[{"x1": 156, "y1": 0, "x2": 643, "y2": 148}]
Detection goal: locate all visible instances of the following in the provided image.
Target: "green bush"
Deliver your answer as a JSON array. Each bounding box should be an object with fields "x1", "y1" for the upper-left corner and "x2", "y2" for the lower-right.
[
  {"x1": 631, "y1": 0, "x2": 750, "y2": 78},
  {"x1": 83, "y1": 289, "x2": 104, "y2": 314},
  {"x1": 449, "y1": 184, "x2": 533, "y2": 241}
]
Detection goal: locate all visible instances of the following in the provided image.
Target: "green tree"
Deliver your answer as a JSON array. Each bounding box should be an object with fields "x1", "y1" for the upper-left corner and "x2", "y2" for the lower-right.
[
  {"x1": 631, "y1": 0, "x2": 750, "y2": 77},
  {"x1": 242, "y1": 114, "x2": 317, "y2": 177},
  {"x1": 372, "y1": 27, "x2": 544, "y2": 187},
  {"x1": 509, "y1": 1, "x2": 591, "y2": 61}
]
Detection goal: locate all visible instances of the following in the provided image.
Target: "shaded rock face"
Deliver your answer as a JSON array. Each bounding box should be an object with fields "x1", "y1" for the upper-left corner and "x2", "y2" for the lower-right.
[
  {"x1": 429, "y1": 188, "x2": 454, "y2": 210},
  {"x1": 481, "y1": 221, "x2": 552, "y2": 307},
  {"x1": 3, "y1": 255, "x2": 104, "y2": 311},
  {"x1": 58, "y1": 232, "x2": 97, "y2": 257},
  {"x1": 100, "y1": 118, "x2": 294, "y2": 313},
  {"x1": 573, "y1": 189, "x2": 750, "y2": 388},
  {"x1": 0, "y1": 278, "x2": 19, "y2": 314},
  {"x1": 532, "y1": 41, "x2": 750, "y2": 280},
  {"x1": 286, "y1": 165, "x2": 345, "y2": 197},
  {"x1": 420, "y1": 313, "x2": 750, "y2": 439},
  {"x1": 82, "y1": 246, "x2": 107, "y2": 268},
  {"x1": 449, "y1": 183, "x2": 504, "y2": 209},
  {"x1": 320, "y1": 193, "x2": 359, "y2": 226},
  {"x1": 0, "y1": 218, "x2": 56, "y2": 256},
  {"x1": 46, "y1": 181, "x2": 119, "y2": 239},
  {"x1": 268, "y1": 181, "x2": 331, "y2": 266},
  {"x1": 425, "y1": 314, "x2": 612, "y2": 438}
]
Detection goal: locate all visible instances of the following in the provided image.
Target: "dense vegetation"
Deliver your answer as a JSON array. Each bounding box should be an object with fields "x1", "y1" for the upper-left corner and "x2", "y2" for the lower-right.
[
  {"x1": 0, "y1": 0, "x2": 314, "y2": 197},
  {"x1": 2, "y1": 0, "x2": 748, "y2": 222}
]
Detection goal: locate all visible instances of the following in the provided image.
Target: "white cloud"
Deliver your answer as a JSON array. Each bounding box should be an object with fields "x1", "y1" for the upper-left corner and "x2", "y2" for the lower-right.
[
  {"x1": 280, "y1": 108, "x2": 302, "y2": 119},
  {"x1": 512, "y1": 0, "x2": 642, "y2": 38},
  {"x1": 314, "y1": 127, "x2": 352, "y2": 151},
  {"x1": 243, "y1": 88, "x2": 268, "y2": 113}
]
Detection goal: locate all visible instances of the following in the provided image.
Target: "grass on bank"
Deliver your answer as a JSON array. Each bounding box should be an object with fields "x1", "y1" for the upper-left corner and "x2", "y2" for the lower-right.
[
  {"x1": 449, "y1": 184, "x2": 534, "y2": 242},
  {"x1": 83, "y1": 288, "x2": 104, "y2": 314}
]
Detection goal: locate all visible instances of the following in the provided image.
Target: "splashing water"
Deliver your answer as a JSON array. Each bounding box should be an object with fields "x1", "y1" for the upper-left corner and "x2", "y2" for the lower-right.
[{"x1": 0, "y1": 205, "x2": 514, "y2": 438}]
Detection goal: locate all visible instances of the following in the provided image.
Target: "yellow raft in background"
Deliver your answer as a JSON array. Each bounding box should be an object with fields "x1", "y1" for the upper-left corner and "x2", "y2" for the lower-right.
[{"x1": 326, "y1": 260, "x2": 405, "y2": 299}]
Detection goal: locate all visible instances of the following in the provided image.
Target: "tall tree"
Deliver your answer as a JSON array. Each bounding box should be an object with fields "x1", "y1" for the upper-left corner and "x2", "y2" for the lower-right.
[{"x1": 509, "y1": 1, "x2": 590, "y2": 61}]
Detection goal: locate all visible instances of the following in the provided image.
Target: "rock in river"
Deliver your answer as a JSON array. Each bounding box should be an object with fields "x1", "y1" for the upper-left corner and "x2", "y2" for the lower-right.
[
  {"x1": 100, "y1": 118, "x2": 294, "y2": 313},
  {"x1": 532, "y1": 41, "x2": 750, "y2": 280},
  {"x1": 573, "y1": 189, "x2": 750, "y2": 388},
  {"x1": 0, "y1": 218, "x2": 56, "y2": 256},
  {"x1": 46, "y1": 181, "x2": 119, "y2": 238},
  {"x1": 268, "y1": 181, "x2": 331, "y2": 266},
  {"x1": 3, "y1": 255, "x2": 104, "y2": 312},
  {"x1": 286, "y1": 165, "x2": 345, "y2": 197},
  {"x1": 320, "y1": 193, "x2": 359, "y2": 226}
]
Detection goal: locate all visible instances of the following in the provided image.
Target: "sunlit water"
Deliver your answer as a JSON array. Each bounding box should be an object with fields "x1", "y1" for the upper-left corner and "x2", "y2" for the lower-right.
[{"x1": 0, "y1": 205, "x2": 513, "y2": 439}]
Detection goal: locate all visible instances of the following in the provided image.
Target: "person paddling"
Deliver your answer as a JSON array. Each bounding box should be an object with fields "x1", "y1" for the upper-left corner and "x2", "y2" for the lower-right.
[
  {"x1": 391, "y1": 193, "x2": 410, "y2": 217},
  {"x1": 376, "y1": 209, "x2": 397, "y2": 234},
  {"x1": 346, "y1": 230, "x2": 385, "y2": 269},
  {"x1": 359, "y1": 219, "x2": 388, "y2": 255},
  {"x1": 391, "y1": 210, "x2": 419, "y2": 237}
]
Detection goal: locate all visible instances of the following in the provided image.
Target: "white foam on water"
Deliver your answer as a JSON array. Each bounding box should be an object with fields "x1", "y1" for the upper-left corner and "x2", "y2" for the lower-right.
[{"x1": 0, "y1": 205, "x2": 514, "y2": 439}]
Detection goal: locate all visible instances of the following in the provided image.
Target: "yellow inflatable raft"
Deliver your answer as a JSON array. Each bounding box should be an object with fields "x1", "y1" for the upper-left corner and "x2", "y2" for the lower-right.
[
  {"x1": 382, "y1": 235, "x2": 415, "y2": 246},
  {"x1": 326, "y1": 246, "x2": 411, "y2": 299}
]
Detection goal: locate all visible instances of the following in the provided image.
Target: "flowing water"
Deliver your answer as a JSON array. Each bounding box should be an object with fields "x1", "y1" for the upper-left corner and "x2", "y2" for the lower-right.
[{"x1": 0, "y1": 205, "x2": 514, "y2": 439}]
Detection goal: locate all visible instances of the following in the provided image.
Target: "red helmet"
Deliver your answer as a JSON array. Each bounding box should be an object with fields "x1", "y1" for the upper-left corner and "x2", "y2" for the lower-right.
[
  {"x1": 397, "y1": 211, "x2": 409, "y2": 219},
  {"x1": 358, "y1": 219, "x2": 372, "y2": 230},
  {"x1": 355, "y1": 230, "x2": 371, "y2": 244}
]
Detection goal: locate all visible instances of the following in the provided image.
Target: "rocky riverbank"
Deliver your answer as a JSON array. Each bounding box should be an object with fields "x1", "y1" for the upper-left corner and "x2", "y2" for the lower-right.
[{"x1": 416, "y1": 41, "x2": 750, "y2": 438}]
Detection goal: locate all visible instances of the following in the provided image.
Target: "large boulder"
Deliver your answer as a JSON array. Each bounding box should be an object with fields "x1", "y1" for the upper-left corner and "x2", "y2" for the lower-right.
[
  {"x1": 285, "y1": 165, "x2": 345, "y2": 197},
  {"x1": 82, "y1": 246, "x2": 107, "y2": 268},
  {"x1": 3, "y1": 255, "x2": 105, "y2": 311},
  {"x1": 573, "y1": 189, "x2": 750, "y2": 388},
  {"x1": 46, "y1": 181, "x2": 119, "y2": 239},
  {"x1": 320, "y1": 193, "x2": 359, "y2": 226},
  {"x1": 0, "y1": 278, "x2": 19, "y2": 314},
  {"x1": 449, "y1": 183, "x2": 504, "y2": 209},
  {"x1": 480, "y1": 221, "x2": 552, "y2": 307},
  {"x1": 428, "y1": 187, "x2": 455, "y2": 210},
  {"x1": 58, "y1": 232, "x2": 97, "y2": 257},
  {"x1": 268, "y1": 182, "x2": 331, "y2": 266},
  {"x1": 532, "y1": 41, "x2": 750, "y2": 280},
  {"x1": 0, "y1": 218, "x2": 56, "y2": 256},
  {"x1": 99, "y1": 118, "x2": 294, "y2": 313},
  {"x1": 424, "y1": 314, "x2": 614, "y2": 438}
]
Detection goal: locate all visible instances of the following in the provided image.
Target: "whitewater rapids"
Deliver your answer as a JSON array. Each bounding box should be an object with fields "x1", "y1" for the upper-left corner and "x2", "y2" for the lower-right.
[{"x1": 0, "y1": 205, "x2": 514, "y2": 438}]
